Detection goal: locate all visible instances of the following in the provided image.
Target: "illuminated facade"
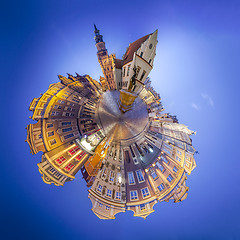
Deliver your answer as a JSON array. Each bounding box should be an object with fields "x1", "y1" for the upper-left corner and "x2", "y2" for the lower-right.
[{"x1": 26, "y1": 26, "x2": 197, "y2": 219}]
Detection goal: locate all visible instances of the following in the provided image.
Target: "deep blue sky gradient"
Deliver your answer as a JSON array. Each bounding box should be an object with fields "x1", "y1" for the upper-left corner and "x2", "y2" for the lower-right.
[{"x1": 1, "y1": 0, "x2": 240, "y2": 239}]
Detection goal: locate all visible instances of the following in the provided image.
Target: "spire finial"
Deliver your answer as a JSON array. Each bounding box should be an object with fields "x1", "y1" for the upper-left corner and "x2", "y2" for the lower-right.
[{"x1": 94, "y1": 24, "x2": 103, "y2": 44}]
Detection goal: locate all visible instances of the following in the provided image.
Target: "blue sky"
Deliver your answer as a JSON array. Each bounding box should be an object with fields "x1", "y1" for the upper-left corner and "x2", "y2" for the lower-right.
[{"x1": 1, "y1": 0, "x2": 240, "y2": 239}]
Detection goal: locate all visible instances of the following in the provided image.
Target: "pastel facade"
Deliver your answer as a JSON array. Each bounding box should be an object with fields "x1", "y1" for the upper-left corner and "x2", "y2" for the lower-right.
[{"x1": 26, "y1": 26, "x2": 197, "y2": 219}]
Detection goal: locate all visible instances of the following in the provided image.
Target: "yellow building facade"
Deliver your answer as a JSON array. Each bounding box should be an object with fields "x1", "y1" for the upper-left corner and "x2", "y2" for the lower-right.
[{"x1": 26, "y1": 26, "x2": 197, "y2": 219}]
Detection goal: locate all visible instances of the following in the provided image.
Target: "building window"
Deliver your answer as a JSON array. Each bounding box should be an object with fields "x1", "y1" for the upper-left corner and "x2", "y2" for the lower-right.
[
  {"x1": 122, "y1": 81, "x2": 128, "y2": 87},
  {"x1": 64, "y1": 133, "x2": 74, "y2": 140},
  {"x1": 109, "y1": 171, "x2": 115, "y2": 183},
  {"x1": 130, "y1": 190, "x2": 138, "y2": 200},
  {"x1": 176, "y1": 156, "x2": 181, "y2": 162},
  {"x1": 48, "y1": 131, "x2": 54, "y2": 137},
  {"x1": 47, "y1": 123, "x2": 53, "y2": 128},
  {"x1": 49, "y1": 139, "x2": 56, "y2": 145},
  {"x1": 136, "y1": 66, "x2": 141, "y2": 78},
  {"x1": 71, "y1": 98, "x2": 79, "y2": 103},
  {"x1": 123, "y1": 67, "x2": 126, "y2": 77},
  {"x1": 162, "y1": 147, "x2": 171, "y2": 155},
  {"x1": 49, "y1": 167, "x2": 56, "y2": 174},
  {"x1": 58, "y1": 100, "x2": 65, "y2": 104},
  {"x1": 101, "y1": 168, "x2": 107, "y2": 178},
  {"x1": 151, "y1": 171, "x2": 158, "y2": 180},
  {"x1": 136, "y1": 169, "x2": 145, "y2": 183},
  {"x1": 68, "y1": 146, "x2": 80, "y2": 155},
  {"x1": 97, "y1": 184, "x2": 103, "y2": 193},
  {"x1": 140, "y1": 70, "x2": 146, "y2": 81},
  {"x1": 167, "y1": 174, "x2": 173, "y2": 182},
  {"x1": 67, "y1": 102, "x2": 73, "y2": 106},
  {"x1": 51, "y1": 111, "x2": 60, "y2": 116},
  {"x1": 62, "y1": 127, "x2": 73, "y2": 133},
  {"x1": 140, "y1": 204, "x2": 146, "y2": 211},
  {"x1": 106, "y1": 206, "x2": 110, "y2": 210},
  {"x1": 106, "y1": 189, "x2": 112, "y2": 197},
  {"x1": 127, "y1": 65, "x2": 130, "y2": 76},
  {"x1": 149, "y1": 59, "x2": 152, "y2": 64},
  {"x1": 65, "y1": 163, "x2": 74, "y2": 172},
  {"x1": 75, "y1": 152, "x2": 85, "y2": 161},
  {"x1": 98, "y1": 202, "x2": 103, "y2": 207},
  {"x1": 55, "y1": 172, "x2": 62, "y2": 178},
  {"x1": 156, "y1": 161, "x2": 164, "y2": 172},
  {"x1": 164, "y1": 142, "x2": 173, "y2": 150},
  {"x1": 149, "y1": 44, "x2": 153, "y2": 49},
  {"x1": 62, "y1": 121, "x2": 71, "y2": 126},
  {"x1": 158, "y1": 183, "x2": 165, "y2": 192},
  {"x1": 115, "y1": 192, "x2": 121, "y2": 200},
  {"x1": 173, "y1": 166, "x2": 178, "y2": 173},
  {"x1": 128, "y1": 172, "x2": 135, "y2": 185},
  {"x1": 56, "y1": 156, "x2": 66, "y2": 165},
  {"x1": 141, "y1": 187, "x2": 150, "y2": 198},
  {"x1": 161, "y1": 155, "x2": 169, "y2": 164},
  {"x1": 177, "y1": 150, "x2": 182, "y2": 155},
  {"x1": 140, "y1": 51, "x2": 143, "y2": 57}
]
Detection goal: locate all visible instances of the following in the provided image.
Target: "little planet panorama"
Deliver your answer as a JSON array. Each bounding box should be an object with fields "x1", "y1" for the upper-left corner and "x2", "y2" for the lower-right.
[{"x1": 26, "y1": 25, "x2": 197, "y2": 220}]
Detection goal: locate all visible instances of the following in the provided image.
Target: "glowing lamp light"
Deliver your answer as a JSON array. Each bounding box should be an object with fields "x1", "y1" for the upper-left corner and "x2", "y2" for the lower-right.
[
  {"x1": 118, "y1": 176, "x2": 122, "y2": 183},
  {"x1": 80, "y1": 138, "x2": 94, "y2": 151}
]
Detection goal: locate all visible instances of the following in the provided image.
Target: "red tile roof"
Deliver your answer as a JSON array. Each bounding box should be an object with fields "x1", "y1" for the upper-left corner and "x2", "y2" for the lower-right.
[
  {"x1": 114, "y1": 58, "x2": 122, "y2": 69},
  {"x1": 122, "y1": 34, "x2": 150, "y2": 65}
]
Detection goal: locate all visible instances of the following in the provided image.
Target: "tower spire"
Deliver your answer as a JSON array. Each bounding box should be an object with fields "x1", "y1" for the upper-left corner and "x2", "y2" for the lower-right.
[{"x1": 94, "y1": 24, "x2": 103, "y2": 44}]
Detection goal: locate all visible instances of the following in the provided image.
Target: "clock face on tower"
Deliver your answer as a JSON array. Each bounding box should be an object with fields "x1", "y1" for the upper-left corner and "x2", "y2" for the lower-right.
[{"x1": 26, "y1": 26, "x2": 197, "y2": 220}]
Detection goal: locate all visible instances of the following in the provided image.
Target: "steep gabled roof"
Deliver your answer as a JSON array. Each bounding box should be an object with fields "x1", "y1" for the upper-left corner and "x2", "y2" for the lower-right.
[{"x1": 122, "y1": 34, "x2": 150, "y2": 66}]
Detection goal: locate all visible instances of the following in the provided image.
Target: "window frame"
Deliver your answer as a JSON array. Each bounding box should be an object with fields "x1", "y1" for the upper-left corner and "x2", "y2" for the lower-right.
[
  {"x1": 135, "y1": 169, "x2": 145, "y2": 183},
  {"x1": 128, "y1": 171, "x2": 135, "y2": 185},
  {"x1": 130, "y1": 190, "x2": 138, "y2": 201},
  {"x1": 97, "y1": 184, "x2": 103, "y2": 193},
  {"x1": 141, "y1": 187, "x2": 150, "y2": 198},
  {"x1": 158, "y1": 183, "x2": 165, "y2": 192},
  {"x1": 167, "y1": 174, "x2": 173, "y2": 182},
  {"x1": 106, "y1": 189, "x2": 112, "y2": 198}
]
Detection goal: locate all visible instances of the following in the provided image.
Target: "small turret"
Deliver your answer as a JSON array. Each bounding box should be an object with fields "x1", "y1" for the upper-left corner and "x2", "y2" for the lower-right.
[{"x1": 93, "y1": 25, "x2": 116, "y2": 90}]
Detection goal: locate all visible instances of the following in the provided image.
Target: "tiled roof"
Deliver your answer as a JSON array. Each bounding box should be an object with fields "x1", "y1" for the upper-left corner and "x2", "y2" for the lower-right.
[{"x1": 122, "y1": 34, "x2": 150, "y2": 65}]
